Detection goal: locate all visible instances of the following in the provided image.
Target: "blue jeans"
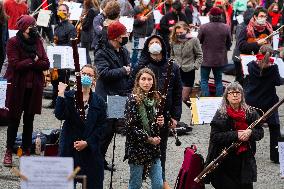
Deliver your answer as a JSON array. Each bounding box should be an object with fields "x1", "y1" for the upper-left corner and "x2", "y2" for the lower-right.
[
  {"x1": 128, "y1": 159, "x2": 163, "y2": 189},
  {"x1": 131, "y1": 37, "x2": 142, "y2": 69},
  {"x1": 200, "y1": 66, "x2": 223, "y2": 97}
]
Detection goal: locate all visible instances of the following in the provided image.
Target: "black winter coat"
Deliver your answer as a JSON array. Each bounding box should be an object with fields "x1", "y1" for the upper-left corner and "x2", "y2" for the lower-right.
[
  {"x1": 55, "y1": 90, "x2": 106, "y2": 189},
  {"x1": 134, "y1": 35, "x2": 183, "y2": 121},
  {"x1": 206, "y1": 109, "x2": 264, "y2": 186},
  {"x1": 81, "y1": 8, "x2": 100, "y2": 43},
  {"x1": 94, "y1": 42, "x2": 132, "y2": 101}
]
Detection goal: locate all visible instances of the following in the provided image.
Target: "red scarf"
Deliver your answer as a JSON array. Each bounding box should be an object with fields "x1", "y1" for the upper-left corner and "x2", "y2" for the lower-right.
[
  {"x1": 268, "y1": 12, "x2": 282, "y2": 27},
  {"x1": 246, "y1": 18, "x2": 273, "y2": 39},
  {"x1": 227, "y1": 106, "x2": 248, "y2": 154}
]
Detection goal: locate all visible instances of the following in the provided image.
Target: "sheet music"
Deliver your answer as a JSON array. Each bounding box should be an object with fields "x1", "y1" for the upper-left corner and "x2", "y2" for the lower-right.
[
  {"x1": 199, "y1": 16, "x2": 210, "y2": 25},
  {"x1": 20, "y1": 157, "x2": 73, "y2": 189},
  {"x1": 119, "y1": 16, "x2": 134, "y2": 33},
  {"x1": 8, "y1": 30, "x2": 18, "y2": 38},
  {"x1": 190, "y1": 97, "x2": 222, "y2": 125},
  {"x1": 278, "y1": 142, "x2": 284, "y2": 177},
  {"x1": 47, "y1": 46, "x2": 87, "y2": 69},
  {"x1": 107, "y1": 95, "x2": 127, "y2": 118},
  {"x1": 63, "y1": 2, "x2": 82, "y2": 21},
  {"x1": 36, "y1": 9, "x2": 52, "y2": 27},
  {"x1": 153, "y1": 10, "x2": 163, "y2": 24},
  {"x1": 273, "y1": 34, "x2": 280, "y2": 50},
  {"x1": 0, "y1": 78, "x2": 7, "y2": 108}
]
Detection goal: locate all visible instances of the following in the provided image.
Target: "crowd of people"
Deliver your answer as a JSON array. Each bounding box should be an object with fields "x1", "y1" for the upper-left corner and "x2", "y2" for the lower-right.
[{"x1": 0, "y1": 0, "x2": 283, "y2": 188}]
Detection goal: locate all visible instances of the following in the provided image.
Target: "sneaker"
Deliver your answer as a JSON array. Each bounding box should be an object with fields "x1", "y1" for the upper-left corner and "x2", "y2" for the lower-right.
[{"x1": 3, "y1": 149, "x2": 12, "y2": 167}]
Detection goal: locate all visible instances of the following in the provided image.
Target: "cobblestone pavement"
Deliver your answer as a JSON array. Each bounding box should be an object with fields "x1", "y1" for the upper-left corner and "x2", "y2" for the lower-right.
[{"x1": 0, "y1": 46, "x2": 284, "y2": 188}]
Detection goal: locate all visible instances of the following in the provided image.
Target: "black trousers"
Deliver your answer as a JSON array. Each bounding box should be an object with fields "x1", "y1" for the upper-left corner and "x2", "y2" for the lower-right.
[
  {"x1": 233, "y1": 60, "x2": 244, "y2": 86},
  {"x1": 269, "y1": 123, "x2": 281, "y2": 163},
  {"x1": 100, "y1": 119, "x2": 116, "y2": 165},
  {"x1": 6, "y1": 89, "x2": 35, "y2": 150},
  {"x1": 160, "y1": 127, "x2": 170, "y2": 181}
]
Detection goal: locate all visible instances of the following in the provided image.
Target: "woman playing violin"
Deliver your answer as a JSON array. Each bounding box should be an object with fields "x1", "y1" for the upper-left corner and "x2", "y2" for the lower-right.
[
  {"x1": 131, "y1": 0, "x2": 155, "y2": 68},
  {"x1": 238, "y1": 7, "x2": 273, "y2": 55}
]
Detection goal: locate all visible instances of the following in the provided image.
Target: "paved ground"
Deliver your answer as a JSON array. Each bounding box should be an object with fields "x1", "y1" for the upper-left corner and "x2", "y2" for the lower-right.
[{"x1": 0, "y1": 44, "x2": 284, "y2": 188}]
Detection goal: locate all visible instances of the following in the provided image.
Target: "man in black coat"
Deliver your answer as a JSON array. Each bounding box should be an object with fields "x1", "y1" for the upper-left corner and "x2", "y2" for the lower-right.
[
  {"x1": 133, "y1": 34, "x2": 182, "y2": 187},
  {"x1": 94, "y1": 21, "x2": 132, "y2": 171}
]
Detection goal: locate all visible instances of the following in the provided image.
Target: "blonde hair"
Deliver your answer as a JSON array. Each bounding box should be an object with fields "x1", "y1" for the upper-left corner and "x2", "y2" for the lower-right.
[
  {"x1": 170, "y1": 21, "x2": 190, "y2": 44},
  {"x1": 132, "y1": 68, "x2": 160, "y2": 104}
]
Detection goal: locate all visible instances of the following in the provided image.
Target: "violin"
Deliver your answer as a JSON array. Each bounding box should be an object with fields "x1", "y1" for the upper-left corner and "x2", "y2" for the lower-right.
[
  {"x1": 247, "y1": 34, "x2": 269, "y2": 43},
  {"x1": 136, "y1": 5, "x2": 151, "y2": 19}
]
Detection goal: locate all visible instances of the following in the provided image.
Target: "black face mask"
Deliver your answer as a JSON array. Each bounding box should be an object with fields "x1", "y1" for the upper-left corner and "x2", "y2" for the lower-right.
[
  {"x1": 120, "y1": 37, "x2": 128, "y2": 46},
  {"x1": 247, "y1": 5, "x2": 253, "y2": 9},
  {"x1": 177, "y1": 33, "x2": 187, "y2": 41},
  {"x1": 29, "y1": 27, "x2": 39, "y2": 38}
]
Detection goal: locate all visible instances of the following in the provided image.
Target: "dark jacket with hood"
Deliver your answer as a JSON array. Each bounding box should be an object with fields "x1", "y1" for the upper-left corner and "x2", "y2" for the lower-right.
[
  {"x1": 206, "y1": 108, "x2": 264, "y2": 186},
  {"x1": 133, "y1": 35, "x2": 183, "y2": 122},
  {"x1": 94, "y1": 41, "x2": 132, "y2": 101},
  {"x1": 55, "y1": 90, "x2": 106, "y2": 189},
  {"x1": 245, "y1": 61, "x2": 281, "y2": 124}
]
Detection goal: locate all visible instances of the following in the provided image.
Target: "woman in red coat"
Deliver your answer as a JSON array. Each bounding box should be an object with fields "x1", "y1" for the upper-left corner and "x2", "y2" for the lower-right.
[{"x1": 3, "y1": 15, "x2": 50, "y2": 166}]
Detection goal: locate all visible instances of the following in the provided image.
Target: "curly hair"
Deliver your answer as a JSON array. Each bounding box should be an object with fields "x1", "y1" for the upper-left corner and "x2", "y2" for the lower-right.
[
  {"x1": 132, "y1": 68, "x2": 160, "y2": 105},
  {"x1": 104, "y1": 1, "x2": 121, "y2": 20},
  {"x1": 170, "y1": 21, "x2": 190, "y2": 44}
]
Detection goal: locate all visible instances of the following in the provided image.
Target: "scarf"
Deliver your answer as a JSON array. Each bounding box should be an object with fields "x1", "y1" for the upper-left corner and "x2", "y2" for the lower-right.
[
  {"x1": 138, "y1": 97, "x2": 156, "y2": 136},
  {"x1": 16, "y1": 30, "x2": 37, "y2": 59},
  {"x1": 227, "y1": 106, "x2": 248, "y2": 154},
  {"x1": 246, "y1": 18, "x2": 273, "y2": 39},
  {"x1": 256, "y1": 53, "x2": 274, "y2": 64}
]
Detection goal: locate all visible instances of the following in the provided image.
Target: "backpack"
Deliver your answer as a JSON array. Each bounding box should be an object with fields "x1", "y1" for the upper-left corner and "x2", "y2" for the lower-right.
[{"x1": 174, "y1": 145, "x2": 205, "y2": 189}]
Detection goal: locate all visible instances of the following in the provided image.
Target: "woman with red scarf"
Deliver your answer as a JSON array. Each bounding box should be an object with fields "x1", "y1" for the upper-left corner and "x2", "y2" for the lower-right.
[
  {"x1": 268, "y1": 3, "x2": 282, "y2": 30},
  {"x1": 238, "y1": 7, "x2": 273, "y2": 55},
  {"x1": 205, "y1": 82, "x2": 264, "y2": 189}
]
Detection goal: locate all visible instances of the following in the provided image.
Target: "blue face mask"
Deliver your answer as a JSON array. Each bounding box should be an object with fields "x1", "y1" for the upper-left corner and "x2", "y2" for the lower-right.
[{"x1": 81, "y1": 75, "x2": 92, "y2": 87}]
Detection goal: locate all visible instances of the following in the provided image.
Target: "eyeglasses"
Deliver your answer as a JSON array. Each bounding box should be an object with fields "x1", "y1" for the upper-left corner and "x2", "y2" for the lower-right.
[
  {"x1": 227, "y1": 91, "x2": 241, "y2": 96},
  {"x1": 81, "y1": 72, "x2": 94, "y2": 77}
]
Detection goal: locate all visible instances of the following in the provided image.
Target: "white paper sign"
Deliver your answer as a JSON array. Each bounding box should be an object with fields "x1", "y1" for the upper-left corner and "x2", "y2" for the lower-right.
[
  {"x1": 47, "y1": 46, "x2": 87, "y2": 69},
  {"x1": 278, "y1": 142, "x2": 284, "y2": 177},
  {"x1": 119, "y1": 16, "x2": 134, "y2": 33},
  {"x1": 273, "y1": 33, "x2": 280, "y2": 50},
  {"x1": 199, "y1": 16, "x2": 210, "y2": 25},
  {"x1": 8, "y1": 30, "x2": 18, "y2": 38},
  {"x1": 0, "y1": 78, "x2": 7, "y2": 108},
  {"x1": 190, "y1": 31, "x2": 198, "y2": 38},
  {"x1": 20, "y1": 157, "x2": 74, "y2": 189},
  {"x1": 240, "y1": 54, "x2": 284, "y2": 78},
  {"x1": 36, "y1": 9, "x2": 52, "y2": 27},
  {"x1": 63, "y1": 2, "x2": 82, "y2": 21},
  {"x1": 153, "y1": 10, "x2": 163, "y2": 24},
  {"x1": 190, "y1": 97, "x2": 222, "y2": 124}
]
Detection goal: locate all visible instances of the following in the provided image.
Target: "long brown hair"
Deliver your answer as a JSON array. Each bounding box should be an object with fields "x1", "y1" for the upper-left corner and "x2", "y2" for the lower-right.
[
  {"x1": 83, "y1": 0, "x2": 100, "y2": 12},
  {"x1": 132, "y1": 68, "x2": 160, "y2": 104},
  {"x1": 0, "y1": 1, "x2": 8, "y2": 24},
  {"x1": 170, "y1": 21, "x2": 190, "y2": 44}
]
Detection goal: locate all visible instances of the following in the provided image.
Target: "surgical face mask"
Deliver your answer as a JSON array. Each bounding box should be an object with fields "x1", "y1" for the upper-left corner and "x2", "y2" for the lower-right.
[
  {"x1": 256, "y1": 17, "x2": 266, "y2": 25},
  {"x1": 57, "y1": 11, "x2": 67, "y2": 20},
  {"x1": 176, "y1": 33, "x2": 187, "y2": 41},
  {"x1": 120, "y1": 37, "x2": 128, "y2": 46},
  {"x1": 81, "y1": 75, "x2": 92, "y2": 87},
  {"x1": 28, "y1": 27, "x2": 39, "y2": 38},
  {"x1": 142, "y1": 0, "x2": 150, "y2": 5},
  {"x1": 149, "y1": 42, "x2": 162, "y2": 54}
]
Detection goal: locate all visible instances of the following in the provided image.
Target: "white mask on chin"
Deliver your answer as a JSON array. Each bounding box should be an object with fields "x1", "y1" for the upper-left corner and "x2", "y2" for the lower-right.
[
  {"x1": 149, "y1": 42, "x2": 162, "y2": 55},
  {"x1": 256, "y1": 18, "x2": 266, "y2": 25}
]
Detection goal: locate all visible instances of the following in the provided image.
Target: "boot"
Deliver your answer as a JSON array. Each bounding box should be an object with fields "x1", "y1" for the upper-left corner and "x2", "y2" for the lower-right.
[
  {"x1": 3, "y1": 149, "x2": 13, "y2": 167},
  {"x1": 163, "y1": 181, "x2": 171, "y2": 189}
]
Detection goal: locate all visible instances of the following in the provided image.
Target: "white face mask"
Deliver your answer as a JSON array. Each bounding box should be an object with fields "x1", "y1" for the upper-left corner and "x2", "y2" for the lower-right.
[
  {"x1": 149, "y1": 42, "x2": 162, "y2": 55},
  {"x1": 256, "y1": 18, "x2": 266, "y2": 25},
  {"x1": 142, "y1": 0, "x2": 150, "y2": 5}
]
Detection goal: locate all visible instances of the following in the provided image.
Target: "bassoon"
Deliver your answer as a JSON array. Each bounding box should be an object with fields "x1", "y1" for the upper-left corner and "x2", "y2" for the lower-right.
[
  {"x1": 194, "y1": 97, "x2": 284, "y2": 183},
  {"x1": 156, "y1": 58, "x2": 181, "y2": 146},
  {"x1": 71, "y1": 37, "x2": 85, "y2": 120}
]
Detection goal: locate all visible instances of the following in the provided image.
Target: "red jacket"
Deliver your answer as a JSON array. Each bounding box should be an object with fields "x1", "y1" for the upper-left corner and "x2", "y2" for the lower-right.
[
  {"x1": 4, "y1": 0, "x2": 28, "y2": 29},
  {"x1": 5, "y1": 36, "x2": 50, "y2": 118},
  {"x1": 268, "y1": 11, "x2": 282, "y2": 27}
]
